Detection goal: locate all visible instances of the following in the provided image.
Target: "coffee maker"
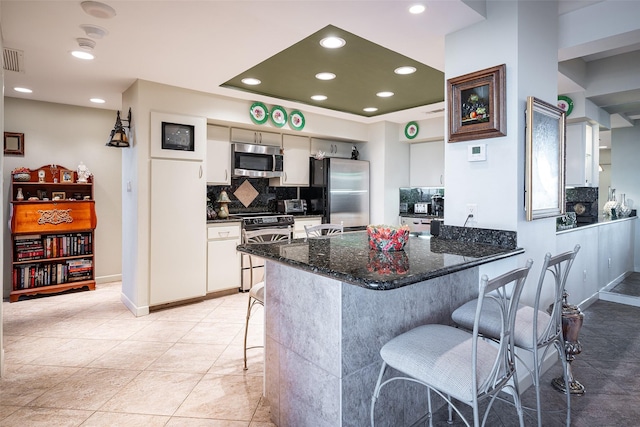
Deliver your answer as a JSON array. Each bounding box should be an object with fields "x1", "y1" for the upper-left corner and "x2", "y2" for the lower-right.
[{"x1": 431, "y1": 194, "x2": 444, "y2": 217}]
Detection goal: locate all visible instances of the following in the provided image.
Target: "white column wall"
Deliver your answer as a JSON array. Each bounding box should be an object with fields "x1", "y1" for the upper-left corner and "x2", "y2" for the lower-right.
[{"x1": 446, "y1": 1, "x2": 563, "y2": 306}]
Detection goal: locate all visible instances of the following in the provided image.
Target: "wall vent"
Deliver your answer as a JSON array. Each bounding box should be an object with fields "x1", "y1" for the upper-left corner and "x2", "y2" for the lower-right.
[{"x1": 3, "y1": 48, "x2": 25, "y2": 73}]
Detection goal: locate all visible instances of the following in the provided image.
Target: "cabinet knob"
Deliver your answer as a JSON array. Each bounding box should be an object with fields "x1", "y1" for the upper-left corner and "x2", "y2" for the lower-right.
[{"x1": 199, "y1": 165, "x2": 203, "y2": 178}]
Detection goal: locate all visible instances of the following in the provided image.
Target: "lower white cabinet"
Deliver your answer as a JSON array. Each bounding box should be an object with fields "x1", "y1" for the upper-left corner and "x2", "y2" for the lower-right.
[
  {"x1": 294, "y1": 217, "x2": 322, "y2": 238},
  {"x1": 207, "y1": 222, "x2": 242, "y2": 293}
]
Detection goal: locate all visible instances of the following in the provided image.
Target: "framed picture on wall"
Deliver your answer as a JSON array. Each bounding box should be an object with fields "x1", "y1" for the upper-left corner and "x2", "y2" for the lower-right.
[
  {"x1": 161, "y1": 122, "x2": 195, "y2": 152},
  {"x1": 447, "y1": 64, "x2": 506, "y2": 143},
  {"x1": 525, "y1": 96, "x2": 566, "y2": 221},
  {"x1": 4, "y1": 132, "x2": 24, "y2": 156}
]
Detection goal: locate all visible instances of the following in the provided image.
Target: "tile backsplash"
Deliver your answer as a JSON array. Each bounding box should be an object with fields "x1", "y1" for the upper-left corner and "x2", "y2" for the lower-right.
[
  {"x1": 208, "y1": 178, "x2": 297, "y2": 215},
  {"x1": 399, "y1": 187, "x2": 444, "y2": 214}
]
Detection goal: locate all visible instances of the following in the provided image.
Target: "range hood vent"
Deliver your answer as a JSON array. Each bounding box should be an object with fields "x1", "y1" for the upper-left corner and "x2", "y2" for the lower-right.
[{"x1": 3, "y1": 48, "x2": 24, "y2": 73}]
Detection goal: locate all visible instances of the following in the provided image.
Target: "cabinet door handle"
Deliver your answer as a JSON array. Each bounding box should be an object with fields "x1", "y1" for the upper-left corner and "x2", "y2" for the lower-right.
[
  {"x1": 440, "y1": 174, "x2": 443, "y2": 185},
  {"x1": 225, "y1": 169, "x2": 228, "y2": 181},
  {"x1": 284, "y1": 172, "x2": 287, "y2": 182},
  {"x1": 199, "y1": 165, "x2": 203, "y2": 178},
  {"x1": 218, "y1": 231, "x2": 230, "y2": 238}
]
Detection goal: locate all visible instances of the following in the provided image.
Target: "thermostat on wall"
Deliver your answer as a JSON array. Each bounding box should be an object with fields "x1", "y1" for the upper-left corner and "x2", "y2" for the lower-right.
[{"x1": 468, "y1": 144, "x2": 486, "y2": 162}]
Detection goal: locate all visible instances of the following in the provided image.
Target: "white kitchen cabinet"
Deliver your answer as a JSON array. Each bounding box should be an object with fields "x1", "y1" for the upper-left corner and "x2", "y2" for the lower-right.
[
  {"x1": 566, "y1": 122, "x2": 597, "y2": 187},
  {"x1": 207, "y1": 222, "x2": 242, "y2": 293},
  {"x1": 279, "y1": 134, "x2": 310, "y2": 186},
  {"x1": 409, "y1": 141, "x2": 444, "y2": 187},
  {"x1": 206, "y1": 124, "x2": 231, "y2": 185},
  {"x1": 294, "y1": 216, "x2": 322, "y2": 238},
  {"x1": 150, "y1": 158, "x2": 207, "y2": 305},
  {"x1": 231, "y1": 127, "x2": 281, "y2": 146},
  {"x1": 310, "y1": 138, "x2": 354, "y2": 158}
]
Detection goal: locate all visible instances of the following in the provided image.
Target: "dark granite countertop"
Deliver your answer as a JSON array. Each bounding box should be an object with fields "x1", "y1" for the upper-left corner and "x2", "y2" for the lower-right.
[{"x1": 236, "y1": 231, "x2": 523, "y2": 291}]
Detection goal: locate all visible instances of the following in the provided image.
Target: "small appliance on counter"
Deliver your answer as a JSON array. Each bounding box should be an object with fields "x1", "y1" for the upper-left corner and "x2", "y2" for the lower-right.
[
  {"x1": 431, "y1": 194, "x2": 444, "y2": 217},
  {"x1": 277, "y1": 199, "x2": 307, "y2": 214},
  {"x1": 414, "y1": 203, "x2": 430, "y2": 214}
]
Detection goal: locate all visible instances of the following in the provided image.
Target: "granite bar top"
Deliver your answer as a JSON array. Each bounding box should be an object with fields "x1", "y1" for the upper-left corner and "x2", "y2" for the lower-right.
[{"x1": 236, "y1": 231, "x2": 523, "y2": 291}]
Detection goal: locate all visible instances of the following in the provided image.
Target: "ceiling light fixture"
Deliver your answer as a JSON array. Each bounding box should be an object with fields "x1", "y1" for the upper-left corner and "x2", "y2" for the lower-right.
[
  {"x1": 311, "y1": 95, "x2": 327, "y2": 101},
  {"x1": 394, "y1": 66, "x2": 416, "y2": 75},
  {"x1": 320, "y1": 36, "x2": 346, "y2": 49},
  {"x1": 315, "y1": 72, "x2": 336, "y2": 80},
  {"x1": 90, "y1": 98, "x2": 106, "y2": 104},
  {"x1": 241, "y1": 77, "x2": 261, "y2": 85},
  {"x1": 81, "y1": 1, "x2": 116, "y2": 19},
  {"x1": 363, "y1": 107, "x2": 378, "y2": 112},
  {"x1": 71, "y1": 38, "x2": 96, "y2": 60},
  {"x1": 14, "y1": 87, "x2": 33, "y2": 93},
  {"x1": 376, "y1": 91, "x2": 394, "y2": 98},
  {"x1": 409, "y1": 4, "x2": 426, "y2": 14},
  {"x1": 80, "y1": 24, "x2": 109, "y2": 39},
  {"x1": 106, "y1": 108, "x2": 132, "y2": 148}
]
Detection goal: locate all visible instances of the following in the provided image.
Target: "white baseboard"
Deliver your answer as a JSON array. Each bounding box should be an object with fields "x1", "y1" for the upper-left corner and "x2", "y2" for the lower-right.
[
  {"x1": 120, "y1": 291, "x2": 149, "y2": 317},
  {"x1": 96, "y1": 274, "x2": 122, "y2": 284}
]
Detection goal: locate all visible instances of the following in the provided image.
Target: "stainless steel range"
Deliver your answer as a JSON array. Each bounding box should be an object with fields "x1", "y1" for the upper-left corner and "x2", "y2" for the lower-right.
[{"x1": 232, "y1": 212, "x2": 294, "y2": 291}]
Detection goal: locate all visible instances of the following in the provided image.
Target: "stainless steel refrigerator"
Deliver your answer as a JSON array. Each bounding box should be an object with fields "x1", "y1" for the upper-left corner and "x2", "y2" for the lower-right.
[{"x1": 302, "y1": 158, "x2": 370, "y2": 229}]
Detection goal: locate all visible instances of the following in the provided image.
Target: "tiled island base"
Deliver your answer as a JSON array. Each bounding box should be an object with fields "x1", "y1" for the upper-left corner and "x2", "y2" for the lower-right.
[{"x1": 264, "y1": 261, "x2": 479, "y2": 427}]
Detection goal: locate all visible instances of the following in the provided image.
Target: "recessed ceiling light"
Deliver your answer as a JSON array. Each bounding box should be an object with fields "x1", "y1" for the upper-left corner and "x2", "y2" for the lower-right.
[
  {"x1": 320, "y1": 36, "x2": 346, "y2": 49},
  {"x1": 241, "y1": 78, "x2": 261, "y2": 85},
  {"x1": 90, "y1": 98, "x2": 106, "y2": 104},
  {"x1": 363, "y1": 107, "x2": 378, "y2": 112},
  {"x1": 14, "y1": 87, "x2": 32, "y2": 93},
  {"x1": 394, "y1": 66, "x2": 416, "y2": 75},
  {"x1": 376, "y1": 91, "x2": 394, "y2": 98},
  {"x1": 315, "y1": 72, "x2": 336, "y2": 81},
  {"x1": 81, "y1": 1, "x2": 116, "y2": 19},
  {"x1": 71, "y1": 50, "x2": 95, "y2": 60},
  {"x1": 80, "y1": 24, "x2": 109, "y2": 39},
  {"x1": 311, "y1": 95, "x2": 327, "y2": 101},
  {"x1": 409, "y1": 4, "x2": 426, "y2": 14}
]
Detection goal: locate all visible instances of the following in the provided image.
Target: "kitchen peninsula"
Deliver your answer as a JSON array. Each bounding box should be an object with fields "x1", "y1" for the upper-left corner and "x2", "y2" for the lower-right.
[{"x1": 237, "y1": 228, "x2": 523, "y2": 426}]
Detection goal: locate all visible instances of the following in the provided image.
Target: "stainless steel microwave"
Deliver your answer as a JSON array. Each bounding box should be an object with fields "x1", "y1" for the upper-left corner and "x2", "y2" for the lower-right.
[{"x1": 232, "y1": 143, "x2": 284, "y2": 178}]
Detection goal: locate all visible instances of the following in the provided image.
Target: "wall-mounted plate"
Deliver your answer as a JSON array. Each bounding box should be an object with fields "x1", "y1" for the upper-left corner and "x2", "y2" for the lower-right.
[
  {"x1": 270, "y1": 105, "x2": 287, "y2": 128},
  {"x1": 289, "y1": 110, "x2": 305, "y2": 130},
  {"x1": 250, "y1": 102, "x2": 269, "y2": 125},
  {"x1": 405, "y1": 121, "x2": 419, "y2": 139},
  {"x1": 557, "y1": 95, "x2": 573, "y2": 117}
]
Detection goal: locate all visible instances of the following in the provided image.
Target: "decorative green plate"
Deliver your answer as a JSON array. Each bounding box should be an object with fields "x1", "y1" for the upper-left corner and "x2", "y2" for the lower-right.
[
  {"x1": 249, "y1": 102, "x2": 269, "y2": 125},
  {"x1": 289, "y1": 110, "x2": 305, "y2": 131},
  {"x1": 557, "y1": 96, "x2": 574, "y2": 117},
  {"x1": 405, "y1": 121, "x2": 419, "y2": 139},
  {"x1": 270, "y1": 105, "x2": 288, "y2": 128}
]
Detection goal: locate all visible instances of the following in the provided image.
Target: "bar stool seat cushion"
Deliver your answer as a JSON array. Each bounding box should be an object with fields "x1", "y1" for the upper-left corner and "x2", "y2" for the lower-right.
[
  {"x1": 452, "y1": 301, "x2": 551, "y2": 350},
  {"x1": 380, "y1": 324, "x2": 500, "y2": 403},
  {"x1": 250, "y1": 281, "x2": 265, "y2": 303}
]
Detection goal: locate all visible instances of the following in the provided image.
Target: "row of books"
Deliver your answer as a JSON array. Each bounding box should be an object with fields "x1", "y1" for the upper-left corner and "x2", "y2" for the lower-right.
[
  {"x1": 14, "y1": 233, "x2": 93, "y2": 261},
  {"x1": 13, "y1": 258, "x2": 93, "y2": 289}
]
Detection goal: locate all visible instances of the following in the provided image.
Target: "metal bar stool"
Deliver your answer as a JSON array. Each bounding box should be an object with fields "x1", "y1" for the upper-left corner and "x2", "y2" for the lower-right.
[{"x1": 241, "y1": 226, "x2": 291, "y2": 370}]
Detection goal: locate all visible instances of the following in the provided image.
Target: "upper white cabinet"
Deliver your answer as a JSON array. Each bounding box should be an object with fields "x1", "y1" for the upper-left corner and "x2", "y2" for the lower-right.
[
  {"x1": 566, "y1": 122, "x2": 597, "y2": 187},
  {"x1": 311, "y1": 138, "x2": 353, "y2": 158},
  {"x1": 231, "y1": 127, "x2": 281, "y2": 146},
  {"x1": 409, "y1": 141, "x2": 445, "y2": 187},
  {"x1": 278, "y1": 134, "x2": 310, "y2": 187},
  {"x1": 206, "y1": 124, "x2": 231, "y2": 185}
]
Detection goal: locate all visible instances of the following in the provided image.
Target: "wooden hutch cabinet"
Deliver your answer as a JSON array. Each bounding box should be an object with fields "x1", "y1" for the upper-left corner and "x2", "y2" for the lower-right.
[{"x1": 9, "y1": 165, "x2": 97, "y2": 302}]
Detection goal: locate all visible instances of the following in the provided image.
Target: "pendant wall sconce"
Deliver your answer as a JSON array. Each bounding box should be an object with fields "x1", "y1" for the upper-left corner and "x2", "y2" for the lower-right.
[{"x1": 106, "y1": 107, "x2": 132, "y2": 148}]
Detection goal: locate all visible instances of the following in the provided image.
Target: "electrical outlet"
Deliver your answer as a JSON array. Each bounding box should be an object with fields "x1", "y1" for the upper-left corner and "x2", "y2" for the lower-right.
[
  {"x1": 608, "y1": 258, "x2": 612, "y2": 268},
  {"x1": 583, "y1": 270, "x2": 587, "y2": 282}
]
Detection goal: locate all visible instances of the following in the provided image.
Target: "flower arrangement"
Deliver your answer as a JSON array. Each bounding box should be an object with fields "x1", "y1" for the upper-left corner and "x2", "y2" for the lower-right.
[
  {"x1": 12, "y1": 167, "x2": 31, "y2": 181},
  {"x1": 367, "y1": 224, "x2": 410, "y2": 251}
]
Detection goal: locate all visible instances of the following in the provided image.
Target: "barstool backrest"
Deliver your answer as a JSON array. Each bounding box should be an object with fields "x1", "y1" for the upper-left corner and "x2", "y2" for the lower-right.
[{"x1": 304, "y1": 222, "x2": 343, "y2": 238}]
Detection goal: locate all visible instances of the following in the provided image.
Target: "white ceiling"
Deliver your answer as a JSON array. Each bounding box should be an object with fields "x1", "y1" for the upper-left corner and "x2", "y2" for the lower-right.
[{"x1": 2, "y1": 0, "x2": 639, "y2": 132}]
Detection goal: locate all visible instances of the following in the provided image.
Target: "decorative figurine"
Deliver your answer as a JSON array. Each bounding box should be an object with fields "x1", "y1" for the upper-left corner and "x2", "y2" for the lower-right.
[
  {"x1": 216, "y1": 191, "x2": 231, "y2": 219},
  {"x1": 351, "y1": 145, "x2": 359, "y2": 160},
  {"x1": 77, "y1": 162, "x2": 92, "y2": 183},
  {"x1": 16, "y1": 188, "x2": 24, "y2": 201}
]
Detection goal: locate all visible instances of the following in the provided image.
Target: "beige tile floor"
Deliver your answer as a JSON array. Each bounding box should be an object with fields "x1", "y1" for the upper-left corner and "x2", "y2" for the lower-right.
[{"x1": 1, "y1": 282, "x2": 274, "y2": 427}]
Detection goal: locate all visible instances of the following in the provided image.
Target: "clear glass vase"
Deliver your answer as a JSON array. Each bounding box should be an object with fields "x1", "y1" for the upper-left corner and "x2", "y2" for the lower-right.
[
  {"x1": 603, "y1": 187, "x2": 619, "y2": 219},
  {"x1": 618, "y1": 193, "x2": 631, "y2": 218}
]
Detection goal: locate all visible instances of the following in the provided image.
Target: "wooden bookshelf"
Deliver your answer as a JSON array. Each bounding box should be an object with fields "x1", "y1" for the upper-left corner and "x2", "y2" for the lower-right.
[{"x1": 9, "y1": 165, "x2": 97, "y2": 302}]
